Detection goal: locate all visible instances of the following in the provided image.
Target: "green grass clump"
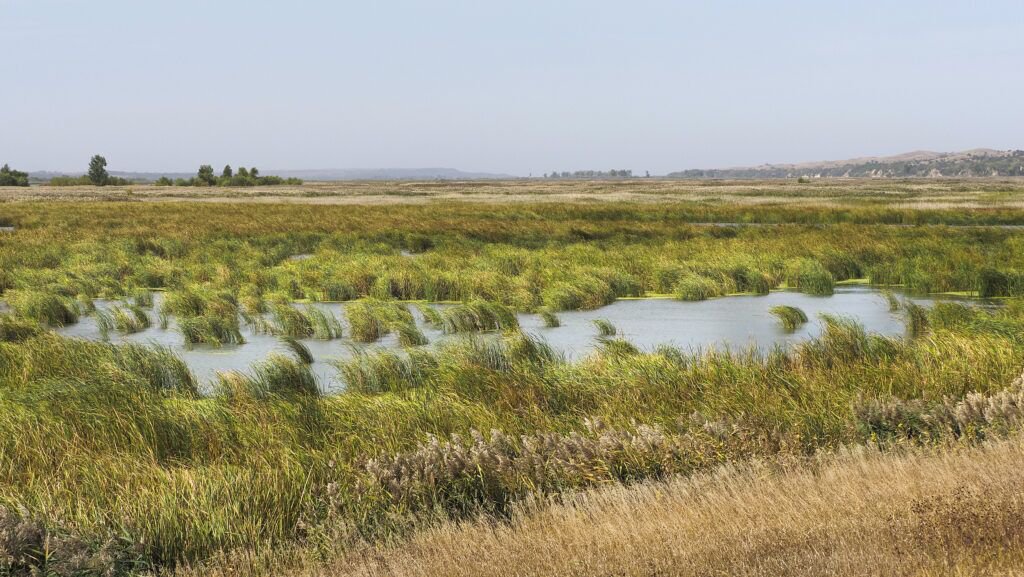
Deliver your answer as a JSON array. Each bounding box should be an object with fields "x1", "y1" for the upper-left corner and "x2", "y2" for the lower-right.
[
  {"x1": 417, "y1": 304, "x2": 443, "y2": 327},
  {"x1": 592, "y1": 318, "x2": 617, "y2": 337},
  {"x1": 0, "y1": 315, "x2": 42, "y2": 342},
  {"x1": 270, "y1": 305, "x2": 342, "y2": 339},
  {"x1": 346, "y1": 300, "x2": 413, "y2": 343},
  {"x1": 441, "y1": 300, "x2": 518, "y2": 333},
  {"x1": 163, "y1": 289, "x2": 245, "y2": 346},
  {"x1": 333, "y1": 348, "x2": 438, "y2": 394},
  {"x1": 111, "y1": 304, "x2": 151, "y2": 334},
  {"x1": 177, "y1": 316, "x2": 245, "y2": 347},
  {"x1": 280, "y1": 336, "x2": 314, "y2": 364},
  {"x1": 882, "y1": 290, "x2": 900, "y2": 311},
  {"x1": 788, "y1": 260, "x2": 835, "y2": 296},
  {"x1": 905, "y1": 301, "x2": 930, "y2": 337},
  {"x1": 540, "y1": 308, "x2": 560, "y2": 328},
  {"x1": 393, "y1": 320, "x2": 429, "y2": 347},
  {"x1": 5, "y1": 290, "x2": 79, "y2": 326},
  {"x1": 674, "y1": 273, "x2": 720, "y2": 301},
  {"x1": 769, "y1": 305, "x2": 808, "y2": 332},
  {"x1": 218, "y1": 354, "x2": 319, "y2": 399}
]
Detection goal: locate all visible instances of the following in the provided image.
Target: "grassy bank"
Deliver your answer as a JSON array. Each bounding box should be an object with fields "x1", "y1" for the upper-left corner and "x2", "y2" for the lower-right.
[{"x1": 297, "y1": 435, "x2": 1024, "y2": 577}]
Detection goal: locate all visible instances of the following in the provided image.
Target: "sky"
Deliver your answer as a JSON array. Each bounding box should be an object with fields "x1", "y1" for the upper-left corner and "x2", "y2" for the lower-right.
[{"x1": 2, "y1": 0, "x2": 1022, "y2": 176}]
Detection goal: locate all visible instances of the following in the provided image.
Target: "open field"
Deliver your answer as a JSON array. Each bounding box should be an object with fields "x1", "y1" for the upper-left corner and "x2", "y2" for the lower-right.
[
  {"x1": 3, "y1": 181, "x2": 1024, "y2": 575},
  {"x1": 5, "y1": 177, "x2": 1024, "y2": 208},
  {"x1": 274, "y1": 436, "x2": 1024, "y2": 577}
]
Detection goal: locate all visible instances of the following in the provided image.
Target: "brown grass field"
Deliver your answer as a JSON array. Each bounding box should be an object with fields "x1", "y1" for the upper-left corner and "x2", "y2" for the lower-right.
[
  {"x1": 5, "y1": 177, "x2": 1024, "y2": 208},
  {"x1": 210, "y1": 436, "x2": 1024, "y2": 577}
]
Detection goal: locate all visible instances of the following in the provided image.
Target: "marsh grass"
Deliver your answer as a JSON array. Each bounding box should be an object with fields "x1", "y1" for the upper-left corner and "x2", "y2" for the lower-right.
[
  {"x1": 905, "y1": 301, "x2": 930, "y2": 337},
  {"x1": 346, "y1": 300, "x2": 413, "y2": 342},
  {"x1": 5, "y1": 290, "x2": 80, "y2": 327},
  {"x1": 333, "y1": 348, "x2": 438, "y2": 394},
  {"x1": 769, "y1": 305, "x2": 808, "y2": 332},
  {"x1": 592, "y1": 318, "x2": 617, "y2": 337},
  {"x1": 271, "y1": 305, "x2": 342, "y2": 339},
  {"x1": 280, "y1": 336, "x2": 314, "y2": 364},
  {"x1": 111, "y1": 304, "x2": 151, "y2": 334},
  {"x1": 674, "y1": 273, "x2": 720, "y2": 301},
  {"x1": 539, "y1": 308, "x2": 560, "y2": 328},
  {"x1": 441, "y1": 300, "x2": 518, "y2": 333},
  {"x1": 417, "y1": 304, "x2": 443, "y2": 328}
]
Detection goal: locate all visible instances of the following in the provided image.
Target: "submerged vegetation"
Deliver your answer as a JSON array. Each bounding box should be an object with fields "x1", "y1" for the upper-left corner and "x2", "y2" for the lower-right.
[{"x1": 2, "y1": 193, "x2": 1024, "y2": 574}]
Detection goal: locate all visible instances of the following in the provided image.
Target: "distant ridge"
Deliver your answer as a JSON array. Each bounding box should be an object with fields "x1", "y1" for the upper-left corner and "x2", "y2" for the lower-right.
[{"x1": 669, "y1": 149, "x2": 1024, "y2": 179}]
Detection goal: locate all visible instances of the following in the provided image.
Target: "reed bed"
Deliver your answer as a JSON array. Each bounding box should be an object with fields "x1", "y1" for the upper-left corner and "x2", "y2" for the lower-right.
[
  {"x1": 1, "y1": 198, "x2": 1024, "y2": 575},
  {"x1": 0, "y1": 298, "x2": 1021, "y2": 575}
]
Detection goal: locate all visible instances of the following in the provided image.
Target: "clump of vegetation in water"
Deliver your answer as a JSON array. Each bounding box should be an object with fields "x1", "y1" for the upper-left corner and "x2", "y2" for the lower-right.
[
  {"x1": 440, "y1": 300, "x2": 518, "y2": 333},
  {"x1": 592, "y1": 318, "x2": 617, "y2": 337},
  {"x1": 346, "y1": 300, "x2": 414, "y2": 342},
  {"x1": 110, "y1": 304, "x2": 151, "y2": 334},
  {"x1": 279, "y1": 336, "x2": 314, "y2": 364},
  {"x1": 162, "y1": 288, "x2": 244, "y2": 346},
  {"x1": 540, "y1": 308, "x2": 560, "y2": 328},
  {"x1": 769, "y1": 305, "x2": 808, "y2": 332},
  {"x1": 269, "y1": 304, "x2": 342, "y2": 339}
]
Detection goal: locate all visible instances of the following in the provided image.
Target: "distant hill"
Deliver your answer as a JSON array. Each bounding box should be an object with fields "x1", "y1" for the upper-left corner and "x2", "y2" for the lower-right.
[
  {"x1": 28, "y1": 168, "x2": 513, "y2": 183},
  {"x1": 669, "y1": 149, "x2": 1024, "y2": 179}
]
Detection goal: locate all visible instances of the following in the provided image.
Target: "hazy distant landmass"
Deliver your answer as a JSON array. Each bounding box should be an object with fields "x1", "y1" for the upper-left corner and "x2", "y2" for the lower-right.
[
  {"x1": 28, "y1": 167, "x2": 514, "y2": 183},
  {"x1": 669, "y1": 149, "x2": 1024, "y2": 179}
]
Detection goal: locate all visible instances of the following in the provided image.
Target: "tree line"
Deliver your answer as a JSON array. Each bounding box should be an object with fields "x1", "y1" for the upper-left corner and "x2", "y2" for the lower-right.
[
  {"x1": 543, "y1": 170, "x2": 642, "y2": 179},
  {"x1": 155, "y1": 165, "x2": 302, "y2": 187},
  {"x1": 43, "y1": 155, "x2": 303, "y2": 187},
  {"x1": 0, "y1": 164, "x2": 29, "y2": 187}
]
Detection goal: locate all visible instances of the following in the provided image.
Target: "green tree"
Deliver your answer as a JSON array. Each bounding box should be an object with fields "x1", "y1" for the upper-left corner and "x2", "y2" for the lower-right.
[
  {"x1": 88, "y1": 155, "x2": 109, "y2": 186},
  {"x1": 222, "y1": 165, "x2": 233, "y2": 178},
  {"x1": 0, "y1": 164, "x2": 30, "y2": 187},
  {"x1": 250, "y1": 167, "x2": 259, "y2": 178},
  {"x1": 196, "y1": 165, "x2": 216, "y2": 186}
]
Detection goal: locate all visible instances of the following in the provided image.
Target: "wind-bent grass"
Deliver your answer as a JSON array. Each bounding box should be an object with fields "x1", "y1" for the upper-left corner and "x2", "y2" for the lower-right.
[
  {"x1": 417, "y1": 304, "x2": 443, "y2": 328},
  {"x1": 4, "y1": 196, "x2": 1024, "y2": 575},
  {"x1": 393, "y1": 320, "x2": 428, "y2": 347},
  {"x1": 882, "y1": 290, "x2": 900, "y2": 311},
  {"x1": 270, "y1": 305, "x2": 342, "y2": 339},
  {"x1": 346, "y1": 300, "x2": 413, "y2": 343},
  {"x1": 769, "y1": 305, "x2": 808, "y2": 331},
  {"x1": 539, "y1": 308, "x2": 560, "y2": 328},
  {"x1": 592, "y1": 318, "x2": 617, "y2": 337},
  {"x1": 5, "y1": 290, "x2": 79, "y2": 327},
  {"x1": 333, "y1": 348, "x2": 439, "y2": 394},
  {"x1": 111, "y1": 303, "x2": 151, "y2": 334},
  {"x1": 905, "y1": 300, "x2": 930, "y2": 337},
  {"x1": 440, "y1": 300, "x2": 518, "y2": 333},
  {"x1": 308, "y1": 436, "x2": 1024, "y2": 577},
  {"x1": 0, "y1": 315, "x2": 42, "y2": 343},
  {"x1": 280, "y1": 336, "x2": 314, "y2": 364},
  {"x1": 0, "y1": 303, "x2": 1022, "y2": 574},
  {"x1": 217, "y1": 354, "x2": 319, "y2": 399}
]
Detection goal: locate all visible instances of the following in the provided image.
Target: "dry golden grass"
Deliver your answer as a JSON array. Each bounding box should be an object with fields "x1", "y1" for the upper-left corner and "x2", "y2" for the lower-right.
[
  {"x1": 6, "y1": 177, "x2": 1024, "y2": 208},
  {"x1": 271, "y1": 438, "x2": 1024, "y2": 577}
]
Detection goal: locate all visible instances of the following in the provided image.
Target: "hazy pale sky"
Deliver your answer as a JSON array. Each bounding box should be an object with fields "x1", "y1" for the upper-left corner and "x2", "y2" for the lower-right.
[{"x1": 3, "y1": 0, "x2": 1022, "y2": 175}]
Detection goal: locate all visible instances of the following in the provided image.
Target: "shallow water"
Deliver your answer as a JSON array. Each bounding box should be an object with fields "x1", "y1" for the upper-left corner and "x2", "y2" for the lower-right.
[{"x1": 46, "y1": 286, "x2": 987, "y2": 392}]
